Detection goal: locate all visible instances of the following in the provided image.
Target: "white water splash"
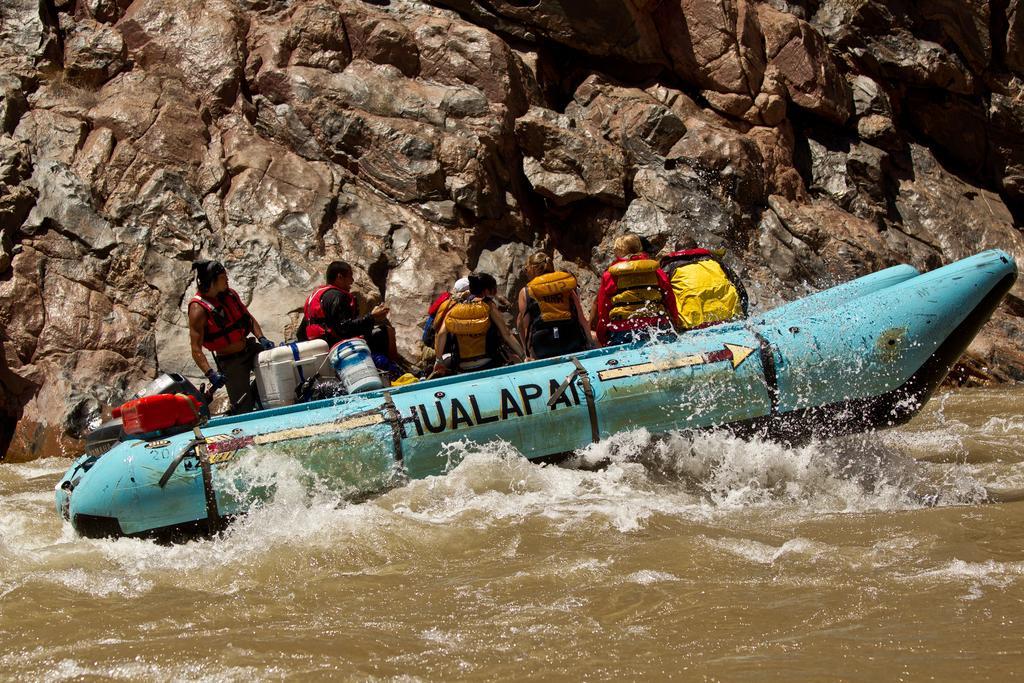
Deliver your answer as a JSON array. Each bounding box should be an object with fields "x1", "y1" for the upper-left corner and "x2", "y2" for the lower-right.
[
  {"x1": 907, "y1": 559, "x2": 1024, "y2": 600},
  {"x1": 704, "y1": 536, "x2": 826, "y2": 566},
  {"x1": 1, "y1": 413, "x2": 1017, "y2": 595},
  {"x1": 625, "y1": 570, "x2": 680, "y2": 585}
]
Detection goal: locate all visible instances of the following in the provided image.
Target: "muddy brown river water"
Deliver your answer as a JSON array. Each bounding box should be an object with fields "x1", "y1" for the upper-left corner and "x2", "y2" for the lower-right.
[{"x1": 2, "y1": 386, "x2": 1023, "y2": 681}]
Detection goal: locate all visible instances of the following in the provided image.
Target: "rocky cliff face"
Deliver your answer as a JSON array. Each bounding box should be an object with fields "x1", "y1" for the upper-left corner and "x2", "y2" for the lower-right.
[{"x1": 2, "y1": 0, "x2": 1023, "y2": 461}]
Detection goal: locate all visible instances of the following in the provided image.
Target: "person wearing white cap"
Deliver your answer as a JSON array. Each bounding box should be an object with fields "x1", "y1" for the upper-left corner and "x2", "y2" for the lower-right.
[{"x1": 421, "y1": 277, "x2": 470, "y2": 348}]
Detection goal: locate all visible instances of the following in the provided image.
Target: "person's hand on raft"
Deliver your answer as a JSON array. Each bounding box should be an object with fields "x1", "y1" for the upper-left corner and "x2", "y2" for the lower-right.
[
  {"x1": 205, "y1": 369, "x2": 226, "y2": 389},
  {"x1": 371, "y1": 304, "x2": 389, "y2": 322}
]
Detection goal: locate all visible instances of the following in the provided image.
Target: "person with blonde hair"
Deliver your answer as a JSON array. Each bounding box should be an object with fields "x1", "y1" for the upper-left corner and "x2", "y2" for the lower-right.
[
  {"x1": 591, "y1": 233, "x2": 679, "y2": 346},
  {"x1": 516, "y1": 252, "x2": 592, "y2": 360},
  {"x1": 612, "y1": 234, "x2": 643, "y2": 258}
]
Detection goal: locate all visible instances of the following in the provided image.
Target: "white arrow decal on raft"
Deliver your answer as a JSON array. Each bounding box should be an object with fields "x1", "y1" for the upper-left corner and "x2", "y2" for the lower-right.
[
  {"x1": 724, "y1": 343, "x2": 755, "y2": 368},
  {"x1": 597, "y1": 344, "x2": 755, "y2": 381}
]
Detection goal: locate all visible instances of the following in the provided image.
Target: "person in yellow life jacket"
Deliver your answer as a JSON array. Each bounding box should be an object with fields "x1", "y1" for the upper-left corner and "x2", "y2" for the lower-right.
[
  {"x1": 515, "y1": 252, "x2": 592, "y2": 360},
  {"x1": 187, "y1": 260, "x2": 275, "y2": 414},
  {"x1": 591, "y1": 234, "x2": 680, "y2": 346},
  {"x1": 660, "y1": 243, "x2": 748, "y2": 331},
  {"x1": 432, "y1": 272, "x2": 525, "y2": 376},
  {"x1": 421, "y1": 277, "x2": 470, "y2": 347}
]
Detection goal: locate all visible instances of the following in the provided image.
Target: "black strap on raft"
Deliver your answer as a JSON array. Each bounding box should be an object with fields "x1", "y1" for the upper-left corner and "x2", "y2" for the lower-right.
[
  {"x1": 382, "y1": 392, "x2": 404, "y2": 462},
  {"x1": 547, "y1": 367, "x2": 580, "y2": 408},
  {"x1": 751, "y1": 330, "x2": 780, "y2": 415},
  {"x1": 547, "y1": 358, "x2": 599, "y2": 442},
  {"x1": 197, "y1": 435, "x2": 221, "y2": 525},
  {"x1": 156, "y1": 426, "x2": 222, "y2": 525},
  {"x1": 159, "y1": 430, "x2": 204, "y2": 488}
]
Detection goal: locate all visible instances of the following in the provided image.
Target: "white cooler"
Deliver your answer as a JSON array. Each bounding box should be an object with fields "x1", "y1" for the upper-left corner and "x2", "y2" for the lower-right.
[{"x1": 256, "y1": 340, "x2": 335, "y2": 408}]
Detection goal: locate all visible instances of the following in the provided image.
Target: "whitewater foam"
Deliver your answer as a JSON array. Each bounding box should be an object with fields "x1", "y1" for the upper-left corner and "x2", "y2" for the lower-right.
[{"x1": 0, "y1": 416, "x2": 1016, "y2": 590}]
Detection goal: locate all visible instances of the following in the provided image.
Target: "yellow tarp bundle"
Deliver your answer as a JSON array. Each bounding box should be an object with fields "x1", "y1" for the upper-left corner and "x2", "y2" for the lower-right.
[{"x1": 670, "y1": 260, "x2": 742, "y2": 329}]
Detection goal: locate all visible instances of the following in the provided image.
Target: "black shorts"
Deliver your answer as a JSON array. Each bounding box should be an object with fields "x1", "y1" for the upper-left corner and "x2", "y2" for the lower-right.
[{"x1": 530, "y1": 321, "x2": 586, "y2": 359}]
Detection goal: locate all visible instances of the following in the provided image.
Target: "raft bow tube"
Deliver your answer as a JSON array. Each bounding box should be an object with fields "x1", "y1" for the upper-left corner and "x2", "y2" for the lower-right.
[{"x1": 55, "y1": 250, "x2": 1017, "y2": 540}]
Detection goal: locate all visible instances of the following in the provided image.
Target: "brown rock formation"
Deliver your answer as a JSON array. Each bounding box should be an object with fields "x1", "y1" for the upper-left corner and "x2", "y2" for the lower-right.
[{"x1": 1, "y1": 0, "x2": 1023, "y2": 460}]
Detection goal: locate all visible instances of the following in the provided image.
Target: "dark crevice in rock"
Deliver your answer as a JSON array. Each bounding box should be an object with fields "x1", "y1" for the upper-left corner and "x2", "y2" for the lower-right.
[
  {"x1": 41, "y1": 0, "x2": 66, "y2": 68},
  {"x1": 1005, "y1": 194, "x2": 1024, "y2": 228},
  {"x1": 316, "y1": 192, "x2": 340, "y2": 249},
  {"x1": 877, "y1": 146, "x2": 916, "y2": 227},
  {"x1": 368, "y1": 234, "x2": 393, "y2": 298},
  {"x1": 465, "y1": 231, "x2": 495, "y2": 271},
  {"x1": 0, "y1": 339, "x2": 37, "y2": 462},
  {"x1": 546, "y1": 200, "x2": 624, "y2": 265},
  {"x1": 992, "y1": 0, "x2": 1011, "y2": 68},
  {"x1": 789, "y1": 110, "x2": 818, "y2": 196},
  {"x1": 532, "y1": 43, "x2": 598, "y2": 112},
  {"x1": 237, "y1": 42, "x2": 256, "y2": 111},
  {"x1": 0, "y1": 412, "x2": 17, "y2": 462},
  {"x1": 504, "y1": 154, "x2": 548, "y2": 245},
  {"x1": 531, "y1": 41, "x2": 667, "y2": 113}
]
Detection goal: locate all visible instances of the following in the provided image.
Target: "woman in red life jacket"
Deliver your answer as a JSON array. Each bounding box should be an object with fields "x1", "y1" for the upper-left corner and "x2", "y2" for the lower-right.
[
  {"x1": 297, "y1": 260, "x2": 399, "y2": 369},
  {"x1": 188, "y1": 260, "x2": 275, "y2": 414},
  {"x1": 591, "y1": 234, "x2": 680, "y2": 347},
  {"x1": 515, "y1": 252, "x2": 592, "y2": 360}
]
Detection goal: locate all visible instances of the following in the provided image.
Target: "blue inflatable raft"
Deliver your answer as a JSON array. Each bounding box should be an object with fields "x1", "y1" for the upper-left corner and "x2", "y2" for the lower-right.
[{"x1": 55, "y1": 250, "x2": 1017, "y2": 539}]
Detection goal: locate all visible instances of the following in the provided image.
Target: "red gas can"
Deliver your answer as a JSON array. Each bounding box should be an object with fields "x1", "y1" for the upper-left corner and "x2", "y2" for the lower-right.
[{"x1": 113, "y1": 394, "x2": 202, "y2": 436}]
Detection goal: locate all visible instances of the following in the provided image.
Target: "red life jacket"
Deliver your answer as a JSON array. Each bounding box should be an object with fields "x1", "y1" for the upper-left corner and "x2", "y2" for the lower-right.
[
  {"x1": 427, "y1": 291, "x2": 451, "y2": 316},
  {"x1": 189, "y1": 288, "x2": 252, "y2": 353},
  {"x1": 303, "y1": 284, "x2": 357, "y2": 342},
  {"x1": 594, "y1": 254, "x2": 678, "y2": 344},
  {"x1": 661, "y1": 248, "x2": 714, "y2": 265}
]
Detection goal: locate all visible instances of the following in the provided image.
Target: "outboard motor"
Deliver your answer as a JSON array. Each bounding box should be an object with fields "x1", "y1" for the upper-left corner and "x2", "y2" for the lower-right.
[{"x1": 83, "y1": 373, "x2": 208, "y2": 456}]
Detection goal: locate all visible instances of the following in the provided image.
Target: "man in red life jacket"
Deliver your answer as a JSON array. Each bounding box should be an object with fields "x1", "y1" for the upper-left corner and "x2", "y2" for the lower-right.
[
  {"x1": 297, "y1": 261, "x2": 397, "y2": 363},
  {"x1": 188, "y1": 260, "x2": 275, "y2": 414},
  {"x1": 591, "y1": 233, "x2": 680, "y2": 346}
]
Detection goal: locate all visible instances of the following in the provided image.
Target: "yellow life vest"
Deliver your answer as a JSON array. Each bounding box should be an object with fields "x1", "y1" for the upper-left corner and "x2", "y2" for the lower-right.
[
  {"x1": 444, "y1": 300, "x2": 491, "y2": 361},
  {"x1": 432, "y1": 296, "x2": 456, "y2": 332},
  {"x1": 526, "y1": 271, "x2": 576, "y2": 323},
  {"x1": 608, "y1": 258, "x2": 667, "y2": 321},
  {"x1": 669, "y1": 260, "x2": 743, "y2": 329}
]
